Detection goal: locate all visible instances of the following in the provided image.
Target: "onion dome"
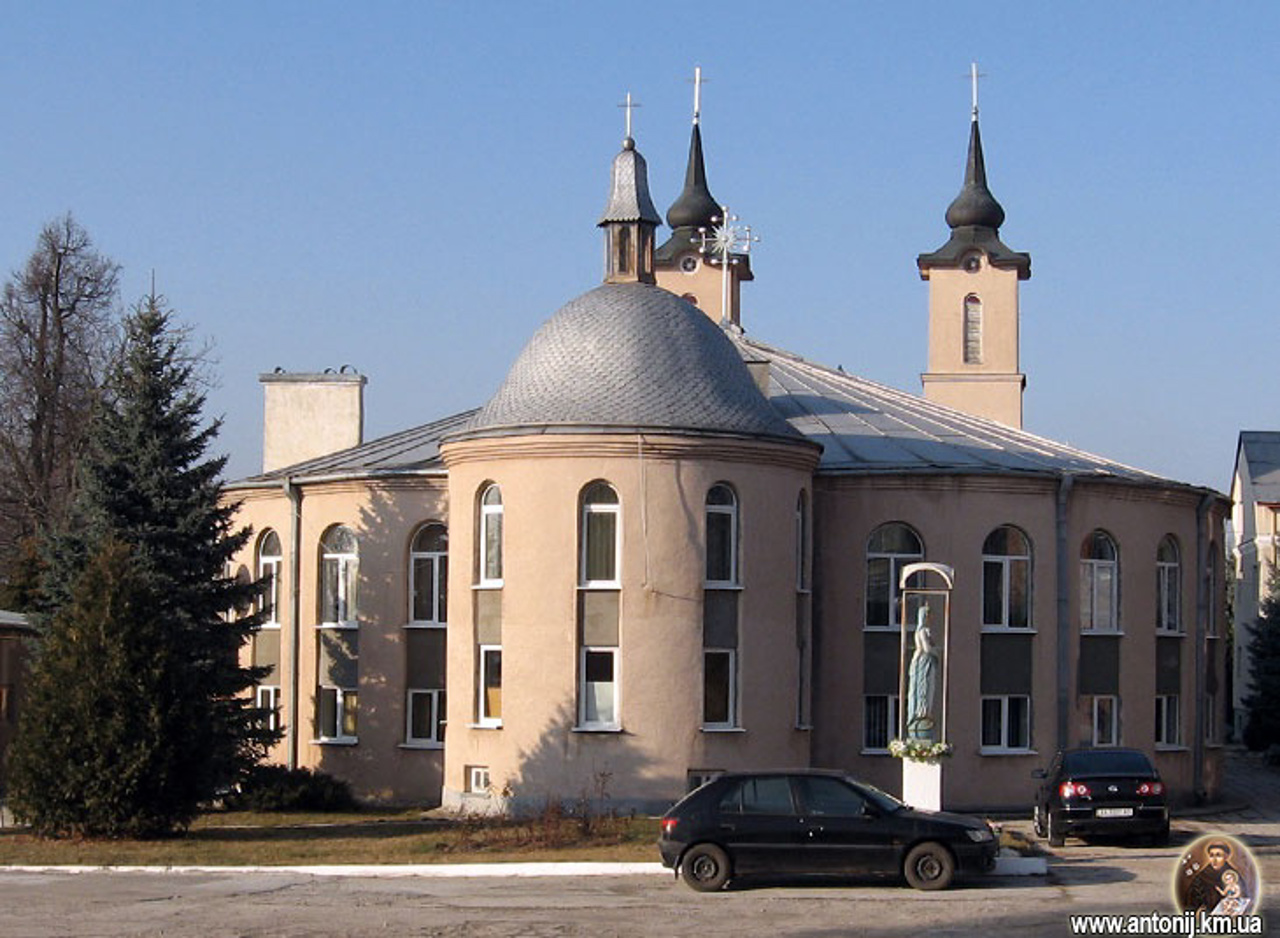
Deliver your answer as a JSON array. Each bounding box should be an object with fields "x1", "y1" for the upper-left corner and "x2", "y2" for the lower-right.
[
  {"x1": 665, "y1": 123, "x2": 720, "y2": 231},
  {"x1": 944, "y1": 119, "x2": 1006, "y2": 230}
]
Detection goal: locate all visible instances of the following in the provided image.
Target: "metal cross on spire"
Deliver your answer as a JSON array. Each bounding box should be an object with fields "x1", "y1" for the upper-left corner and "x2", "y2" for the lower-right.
[
  {"x1": 694, "y1": 204, "x2": 759, "y2": 326},
  {"x1": 690, "y1": 65, "x2": 705, "y2": 125},
  {"x1": 968, "y1": 62, "x2": 986, "y2": 120},
  {"x1": 618, "y1": 91, "x2": 640, "y2": 139}
]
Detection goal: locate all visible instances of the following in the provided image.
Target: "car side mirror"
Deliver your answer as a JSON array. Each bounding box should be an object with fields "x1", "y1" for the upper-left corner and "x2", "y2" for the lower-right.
[{"x1": 1030, "y1": 769, "x2": 1047, "y2": 780}]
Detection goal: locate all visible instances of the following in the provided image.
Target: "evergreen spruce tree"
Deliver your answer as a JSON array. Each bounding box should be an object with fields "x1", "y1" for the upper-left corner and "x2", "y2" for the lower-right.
[
  {"x1": 8, "y1": 296, "x2": 274, "y2": 837},
  {"x1": 1244, "y1": 571, "x2": 1280, "y2": 751}
]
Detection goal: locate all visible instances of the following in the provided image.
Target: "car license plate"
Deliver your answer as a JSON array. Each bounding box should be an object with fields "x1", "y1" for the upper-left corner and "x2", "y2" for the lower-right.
[{"x1": 1095, "y1": 807, "x2": 1133, "y2": 818}]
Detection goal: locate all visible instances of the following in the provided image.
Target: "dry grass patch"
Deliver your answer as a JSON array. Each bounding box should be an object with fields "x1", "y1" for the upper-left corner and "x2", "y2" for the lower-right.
[{"x1": 0, "y1": 810, "x2": 661, "y2": 867}]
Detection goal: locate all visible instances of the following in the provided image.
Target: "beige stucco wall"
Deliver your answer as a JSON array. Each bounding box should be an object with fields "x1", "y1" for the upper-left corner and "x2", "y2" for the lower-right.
[
  {"x1": 440, "y1": 432, "x2": 818, "y2": 812},
  {"x1": 654, "y1": 252, "x2": 745, "y2": 327},
  {"x1": 228, "y1": 477, "x2": 449, "y2": 804},
  {"x1": 259, "y1": 374, "x2": 365, "y2": 474},
  {"x1": 921, "y1": 255, "x2": 1023, "y2": 427},
  {"x1": 810, "y1": 473, "x2": 1223, "y2": 810}
]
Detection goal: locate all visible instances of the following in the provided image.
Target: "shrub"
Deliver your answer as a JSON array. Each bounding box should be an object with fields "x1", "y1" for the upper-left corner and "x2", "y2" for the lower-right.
[{"x1": 228, "y1": 765, "x2": 357, "y2": 812}]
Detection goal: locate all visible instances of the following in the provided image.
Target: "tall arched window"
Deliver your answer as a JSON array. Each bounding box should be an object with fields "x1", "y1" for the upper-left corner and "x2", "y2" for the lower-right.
[
  {"x1": 478, "y1": 484, "x2": 503, "y2": 586},
  {"x1": 257, "y1": 529, "x2": 282, "y2": 626},
  {"x1": 796, "y1": 491, "x2": 810, "y2": 591},
  {"x1": 705, "y1": 484, "x2": 739, "y2": 586},
  {"x1": 866, "y1": 523, "x2": 923, "y2": 628},
  {"x1": 1156, "y1": 536, "x2": 1180, "y2": 634},
  {"x1": 963, "y1": 294, "x2": 983, "y2": 364},
  {"x1": 319, "y1": 525, "x2": 358, "y2": 626},
  {"x1": 1080, "y1": 530, "x2": 1119, "y2": 632},
  {"x1": 410, "y1": 523, "x2": 448, "y2": 625},
  {"x1": 580, "y1": 481, "x2": 620, "y2": 586},
  {"x1": 982, "y1": 526, "x2": 1031, "y2": 629}
]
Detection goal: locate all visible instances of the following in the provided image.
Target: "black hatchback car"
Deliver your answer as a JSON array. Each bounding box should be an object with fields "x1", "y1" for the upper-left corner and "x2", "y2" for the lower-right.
[
  {"x1": 658, "y1": 769, "x2": 998, "y2": 891},
  {"x1": 1032, "y1": 748, "x2": 1169, "y2": 847}
]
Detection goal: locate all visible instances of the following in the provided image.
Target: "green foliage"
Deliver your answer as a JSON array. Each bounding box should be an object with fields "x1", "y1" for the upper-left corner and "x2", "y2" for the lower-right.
[
  {"x1": 7, "y1": 296, "x2": 277, "y2": 837},
  {"x1": 1244, "y1": 573, "x2": 1280, "y2": 751},
  {"x1": 225, "y1": 765, "x2": 357, "y2": 813}
]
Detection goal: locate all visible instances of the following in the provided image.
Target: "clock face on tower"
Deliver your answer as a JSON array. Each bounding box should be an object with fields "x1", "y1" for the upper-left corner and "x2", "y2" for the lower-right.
[
  {"x1": 962, "y1": 252, "x2": 982, "y2": 273},
  {"x1": 680, "y1": 255, "x2": 699, "y2": 273}
]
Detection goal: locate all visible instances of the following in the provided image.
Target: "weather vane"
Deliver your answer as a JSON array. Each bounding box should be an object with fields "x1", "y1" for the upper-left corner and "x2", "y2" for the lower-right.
[{"x1": 694, "y1": 205, "x2": 759, "y2": 326}]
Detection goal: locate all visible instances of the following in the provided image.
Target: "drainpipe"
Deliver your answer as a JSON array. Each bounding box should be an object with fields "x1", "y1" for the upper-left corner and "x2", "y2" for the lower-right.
[
  {"x1": 1193, "y1": 492, "x2": 1213, "y2": 801},
  {"x1": 285, "y1": 478, "x2": 303, "y2": 770},
  {"x1": 1055, "y1": 475, "x2": 1075, "y2": 751}
]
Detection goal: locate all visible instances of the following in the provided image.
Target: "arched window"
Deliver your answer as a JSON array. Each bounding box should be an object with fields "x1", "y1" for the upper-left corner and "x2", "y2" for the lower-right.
[
  {"x1": 257, "y1": 530, "x2": 282, "y2": 625},
  {"x1": 982, "y1": 526, "x2": 1031, "y2": 629},
  {"x1": 796, "y1": 491, "x2": 810, "y2": 591},
  {"x1": 705, "y1": 484, "x2": 739, "y2": 586},
  {"x1": 1080, "y1": 530, "x2": 1119, "y2": 632},
  {"x1": 580, "y1": 481, "x2": 620, "y2": 586},
  {"x1": 478, "y1": 484, "x2": 503, "y2": 586},
  {"x1": 319, "y1": 525, "x2": 358, "y2": 626},
  {"x1": 963, "y1": 294, "x2": 983, "y2": 365},
  {"x1": 410, "y1": 523, "x2": 448, "y2": 625},
  {"x1": 866, "y1": 523, "x2": 923, "y2": 628},
  {"x1": 1156, "y1": 536, "x2": 1180, "y2": 633}
]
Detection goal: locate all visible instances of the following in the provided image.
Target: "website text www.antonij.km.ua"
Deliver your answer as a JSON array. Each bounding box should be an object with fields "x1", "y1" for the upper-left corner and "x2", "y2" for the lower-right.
[{"x1": 1068, "y1": 911, "x2": 1264, "y2": 935}]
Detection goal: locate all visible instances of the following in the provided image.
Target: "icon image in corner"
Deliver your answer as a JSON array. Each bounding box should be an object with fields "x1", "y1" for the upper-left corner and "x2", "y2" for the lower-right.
[{"x1": 1173, "y1": 833, "x2": 1261, "y2": 916}]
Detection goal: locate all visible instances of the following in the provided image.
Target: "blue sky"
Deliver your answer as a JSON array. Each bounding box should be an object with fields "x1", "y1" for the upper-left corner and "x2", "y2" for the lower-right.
[{"x1": 1, "y1": 2, "x2": 1274, "y2": 489}]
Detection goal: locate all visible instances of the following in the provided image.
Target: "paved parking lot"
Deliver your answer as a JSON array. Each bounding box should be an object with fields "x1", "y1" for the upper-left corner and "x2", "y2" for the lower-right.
[{"x1": 0, "y1": 749, "x2": 1275, "y2": 937}]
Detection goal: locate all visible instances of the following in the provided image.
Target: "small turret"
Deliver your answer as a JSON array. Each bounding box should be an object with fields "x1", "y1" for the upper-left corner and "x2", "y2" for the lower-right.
[{"x1": 598, "y1": 94, "x2": 660, "y2": 285}]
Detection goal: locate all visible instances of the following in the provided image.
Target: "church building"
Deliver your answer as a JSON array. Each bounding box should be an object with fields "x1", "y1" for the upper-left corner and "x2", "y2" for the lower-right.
[{"x1": 224, "y1": 82, "x2": 1227, "y2": 812}]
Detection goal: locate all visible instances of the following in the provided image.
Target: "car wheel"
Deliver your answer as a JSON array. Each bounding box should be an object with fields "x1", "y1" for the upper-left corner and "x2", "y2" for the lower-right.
[
  {"x1": 680, "y1": 843, "x2": 731, "y2": 892},
  {"x1": 1033, "y1": 804, "x2": 1046, "y2": 838},
  {"x1": 903, "y1": 841, "x2": 955, "y2": 891},
  {"x1": 1047, "y1": 810, "x2": 1065, "y2": 848}
]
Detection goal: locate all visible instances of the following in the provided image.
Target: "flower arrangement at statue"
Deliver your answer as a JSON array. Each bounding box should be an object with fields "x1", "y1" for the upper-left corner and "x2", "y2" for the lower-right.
[{"x1": 889, "y1": 738, "x2": 953, "y2": 763}]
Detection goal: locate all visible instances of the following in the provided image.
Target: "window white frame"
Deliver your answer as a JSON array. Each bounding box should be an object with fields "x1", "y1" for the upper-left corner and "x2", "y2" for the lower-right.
[
  {"x1": 319, "y1": 525, "x2": 358, "y2": 627},
  {"x1": 1155, "y1": 694, "x2": 1181, "y2": 747},
  {"x1": 579, "y1": 482, "x2": 621, "y2": 587},
  {"x1": 702, "y1": 648, "x2": 737, "y2": 729},
  {"x1": 865, "y1": 523, "x2": 923, "y2": 629},
  {"x1": 256, "y1": 684, "x2": 281, "y2": 733},
  {"x1": 705, "y1": 484, "x2": 739, "y2": 587},
  {"x1": 317, "y1": 684, "x2": 358, "y2": 742},
  {"x1": 409, "y1": 523, "x2": 448, "y2": 626},
  {"x1": 980, "y1": 695, "x2": 1031, "y2": 752},
  {"x1": 1156, "y1": 536, "x2": 1181, "y2": 634},
  {"x1": 406, "y1": 687, "x2": 446, "y2": 747},
  {"x1": 577, "y1": 646, "x2": 620, "y2": 730},
  {"x1": 1080, "y1": 531, "x2": 1119, "y2": 633},
  {"x1": 862, "y1": 694, "x2": 899, "y2": 753},
  {"x1": 257, "y1": 530, "x2": 282, "y2": 627},
  {"x1": 1091, "y1": 695, "x2": 1119, "y2": 747},
  {"x1": 963, "y1": 293, "x2": 983, "y2": 365},
  {"x1": 477, "y1": 644, "x2": 503, "y2": 727},
  {"x1": 467, "y1": 765, "x2": 491, "y2": 793},
  {"x1": 982, "y1": 526, "x2": 1032, "y2": 630},
  {"x1": 478, "y1": 484, "x2": 503, "y2": 587}
]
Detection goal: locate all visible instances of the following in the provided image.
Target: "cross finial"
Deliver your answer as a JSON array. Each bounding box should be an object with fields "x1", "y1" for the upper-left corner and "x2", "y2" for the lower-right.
[
  {"x1": 690, "y1": 65, "x2": 705, "y2": 125},
  {"x1": 969, "y1": 62, "x2": 986, "y2": 121},
  {"x1": 618, "y1": 91, "x2": 640, "y2": 139}
]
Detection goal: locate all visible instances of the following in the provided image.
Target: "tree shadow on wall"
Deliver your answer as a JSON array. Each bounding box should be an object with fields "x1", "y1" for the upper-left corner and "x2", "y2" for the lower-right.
[{"x1": 504, "y1": 699, "x2": 662, "y2": 817}]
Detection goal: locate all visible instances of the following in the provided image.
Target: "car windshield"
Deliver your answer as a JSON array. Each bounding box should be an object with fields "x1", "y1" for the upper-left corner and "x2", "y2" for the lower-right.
[
  {"x1": 1062, "y1": 750, "x2": 1153, "y2": 776},
  {"x1": 849, "y1": 778, "x2": 904, "y2": 814}
]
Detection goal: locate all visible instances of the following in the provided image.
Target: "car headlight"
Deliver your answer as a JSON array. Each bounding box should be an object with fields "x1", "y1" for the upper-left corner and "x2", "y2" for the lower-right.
[{"x1": 965, "y1": 828, "x2": 995, "y2": 843}]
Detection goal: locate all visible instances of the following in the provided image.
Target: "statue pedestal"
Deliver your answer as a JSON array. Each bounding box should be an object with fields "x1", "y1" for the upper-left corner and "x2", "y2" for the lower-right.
[{"x1": 901, "y1": 758, "x2": 942, "y2": 811}]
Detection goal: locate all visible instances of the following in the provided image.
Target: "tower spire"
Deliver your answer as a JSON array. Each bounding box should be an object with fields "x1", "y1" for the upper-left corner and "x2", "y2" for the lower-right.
[{"x1": 598, "y1": 92, "x2": 660, "y2": 285}]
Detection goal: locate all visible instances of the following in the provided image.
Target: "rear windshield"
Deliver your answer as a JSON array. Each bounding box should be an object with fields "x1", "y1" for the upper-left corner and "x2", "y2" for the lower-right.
[{"x1": 1063, "y1": 750, "x2": 1153, "y2": 776}]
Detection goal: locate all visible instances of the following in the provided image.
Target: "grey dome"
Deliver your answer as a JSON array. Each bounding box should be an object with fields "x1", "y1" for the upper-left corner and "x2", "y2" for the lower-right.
[{"x1": 464, "y1": 283, "x2": 803, "y2": 441}]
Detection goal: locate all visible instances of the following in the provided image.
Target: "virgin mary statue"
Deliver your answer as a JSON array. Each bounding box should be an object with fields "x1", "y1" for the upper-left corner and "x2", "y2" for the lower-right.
[{"x1": 906, "y1": 606, "x2": 940, "y2": 741}]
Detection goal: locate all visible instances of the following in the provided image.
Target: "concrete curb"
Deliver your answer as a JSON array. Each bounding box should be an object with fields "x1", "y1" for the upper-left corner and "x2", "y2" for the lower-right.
[
  {"x1": 0, "y1": 862, "x2": 670, "y2": 878},
  {"x1": 993, "y1": 853, "x2": 1047, "y2": 876}
]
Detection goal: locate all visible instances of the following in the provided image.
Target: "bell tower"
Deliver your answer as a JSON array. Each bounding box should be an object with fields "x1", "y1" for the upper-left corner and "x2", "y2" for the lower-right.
[
  {"x1": 599, "y1": 93, "x2": 660, "y2": 285},
  {"x1": 917, "y1": 66, "x2": 1030, "y2": 428}
]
